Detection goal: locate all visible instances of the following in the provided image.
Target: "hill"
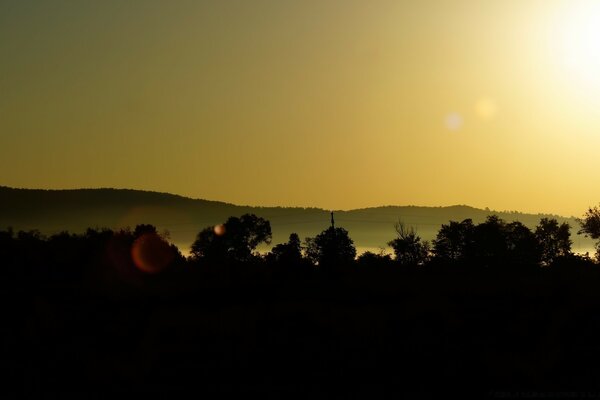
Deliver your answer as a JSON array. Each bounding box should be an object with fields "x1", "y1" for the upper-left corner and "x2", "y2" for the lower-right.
[{"x1": 0, "y1": 186, "x2": 594, "y2": 254}]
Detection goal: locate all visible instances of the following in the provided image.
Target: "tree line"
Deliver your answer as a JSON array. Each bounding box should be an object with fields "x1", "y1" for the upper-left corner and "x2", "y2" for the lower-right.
[
  {"x1": 5, "y1": 207, "x2": 600, "y2": 395},
  {"x1": 3, "y1": 205, "x2": 600, "y2": 284}
]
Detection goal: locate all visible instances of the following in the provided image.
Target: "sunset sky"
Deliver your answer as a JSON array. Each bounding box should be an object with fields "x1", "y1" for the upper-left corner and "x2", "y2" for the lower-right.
[{"x1": 2, "y1": 0, "x2": 600, "y2": 216}]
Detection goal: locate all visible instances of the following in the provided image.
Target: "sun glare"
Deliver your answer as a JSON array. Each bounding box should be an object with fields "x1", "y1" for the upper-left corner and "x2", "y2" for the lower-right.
[{"x1": 551, "y1": 2, "x2": 600, "y2": 87}]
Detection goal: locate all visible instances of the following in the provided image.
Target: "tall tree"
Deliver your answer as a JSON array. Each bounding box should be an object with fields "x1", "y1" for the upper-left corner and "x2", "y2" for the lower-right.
[
  {"x1": 432, "y1": 219, "x2": 475, "y2": 262},
  {"x1": 535, "y1": 218, "x2": 572, "y2": 265},
  {"x1": 305, "y1": 227, "x2": 356, "y2": 267},
  {"x1": 505, "y1": 221, "x2": 541, "y2": 266}
]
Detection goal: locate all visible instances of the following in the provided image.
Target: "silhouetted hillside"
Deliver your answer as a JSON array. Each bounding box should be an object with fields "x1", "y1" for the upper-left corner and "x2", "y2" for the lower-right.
[{"x1": 0, "y1": 186, "x2": 594, "y2": 253}]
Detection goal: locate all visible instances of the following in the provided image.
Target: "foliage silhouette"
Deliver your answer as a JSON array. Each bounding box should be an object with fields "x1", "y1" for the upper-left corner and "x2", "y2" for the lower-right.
[
  {"x1": 190, "y1": 213, "x2": 272, "y2": 263},
  {"x1": 304, "y1": 226, "x2": 356, "y2": 268},
  {"x1": 387, "y1": 221, "x2": 430, "y2": 266},
  {"x1": 431, "y1": 216, "x2": 542, "y2": 268},
  {"x1": 503, "y1": 220, "x2": 541, "y2": 267},
  {"x1": 267, "y1": 233, "x2": 302, "y2": 264},
  {"x1": 356, "y1": 250, "x2": 393, "y2": 268},
  {"x1": 432, "y1": 218, "x2": 475, "y2": 262},
  {"x1": 266, "y1": 233, "x2": 314, "y2": 281},
  {"x1": 578, "y1": 205, "x2": 600, "y2": 259},
  {"x1": 535, "y1": 218, "x2": 572, "y2": 265}
]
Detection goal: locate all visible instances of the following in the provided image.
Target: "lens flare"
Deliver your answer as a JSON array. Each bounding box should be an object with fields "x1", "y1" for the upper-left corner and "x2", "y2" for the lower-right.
[
  {"x1": 444, "y1": 113, "x2": 463, "y2": 131},
  {"x1": 214, "y1": 224, "x2": 226, "y2": 236},
  {"x1": 131, "y1": 233, "x2": 174, "y2": 274},
  {"x1": 475, "y1": 98, "x2": 497, "y2": 121}
]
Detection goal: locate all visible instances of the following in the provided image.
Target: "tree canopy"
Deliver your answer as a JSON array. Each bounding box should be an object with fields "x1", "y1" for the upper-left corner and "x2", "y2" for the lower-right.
[
  {"x1": 535, "y1": 218, "x2": 572, "y2": 265},
  {"x1": 387, "y1": 221, "x2": 429, "y2": 266},
  {"x1": 305, "y1": 226, "x2": 356, "y2": 267},
  {"x1": 190, "y1": 214, "x2": 272, "y2": 263}
]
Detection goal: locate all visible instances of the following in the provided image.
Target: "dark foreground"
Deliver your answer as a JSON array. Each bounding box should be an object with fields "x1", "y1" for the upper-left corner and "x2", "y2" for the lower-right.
[{"x1": 4, "y1": 264, "x2": 600, "y2": 398}]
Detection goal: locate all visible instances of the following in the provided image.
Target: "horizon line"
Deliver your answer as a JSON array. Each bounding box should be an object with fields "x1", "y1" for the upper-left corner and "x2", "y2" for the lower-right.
[{"x1": 0, "y1": 184, "x2": 578, "y2": 219}]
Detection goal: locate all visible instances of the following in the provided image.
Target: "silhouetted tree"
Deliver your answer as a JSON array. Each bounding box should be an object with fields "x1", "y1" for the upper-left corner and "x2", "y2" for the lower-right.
[
  {"x1": 356, "y1": 251, "x2": 393, "y2": 268},
  {"x1": 267, "y1": 233, "x2": 303, "y2": 264},
  {"x1": 535, "y1": 218, "x2": 572, "y2": 265},
  {"x1": 504, "y1": 221, "x2": 541, "y2": 266},
  {"x1": 190, "y1": 214, "x2": 272, "y2": 263},
  {"x1": 578, "y1": 205, "x2": 600, "y2": 260},
  {"x1": 266, "y1": 233, "x2": 314, "y2": 280},
  {"x1": 305, "y1": 227, "x2": 356, "y2": 267},
  {"x1": 433, "y1": 216, "x2": 540, "y2": 267},
  {"x1": 470, "y1": 215, "x2": 508, "y2": 266},
  {"x1": 131, "y1": 224, "x2": 183, "y2": 274},
  {"x1": 432, "y1": 219, "x2": 475, "y2": 262},
  {"x1": 134, "y1": 224, "x2": 158, "y2": 237},
  {"x1": 466, "y1": 216, "x2": 541, "y2": 268},
  {"x1": 387, "y1": 221, "x2": 430, "y2": 266}
]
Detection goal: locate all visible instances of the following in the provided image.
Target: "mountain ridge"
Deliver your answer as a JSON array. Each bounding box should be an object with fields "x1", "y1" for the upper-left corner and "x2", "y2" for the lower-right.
[
  {"x1": 0, "y1": 186, "x2": 573, "y2": 217},
  {"x1": 0, "y1": 186, "x2": 592, "y2": 253}
]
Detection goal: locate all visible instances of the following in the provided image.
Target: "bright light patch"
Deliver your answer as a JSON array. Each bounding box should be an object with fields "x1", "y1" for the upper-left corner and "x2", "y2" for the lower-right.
[
  {"x1": 551, "y1": 2, "x2": 600, "y2": 87},
  {"x1": 214, "y1": 224, "x2": 226, "y2": 236},
  {"x1": 475, "y1": 98, "x2": 497, "y2": 121},
  {"x1": 444, "y1": 113, "x2": 463, "y2": 131}
]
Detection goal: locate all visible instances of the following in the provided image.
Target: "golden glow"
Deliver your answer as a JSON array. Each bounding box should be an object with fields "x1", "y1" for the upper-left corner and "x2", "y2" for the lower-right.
[
  {"x1": 2, "y1": 1, "x2": 600, "y2": 217},
  {"x1": 549, "y1": 1, "x2": 600, "y2": 89},
  {"x1": 475, "y1": 98, "x2": 497, "y2": 121}
]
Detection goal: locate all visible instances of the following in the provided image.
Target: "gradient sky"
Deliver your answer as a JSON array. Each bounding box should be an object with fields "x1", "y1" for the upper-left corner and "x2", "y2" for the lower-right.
[{"x1": 2, "y1": 0, "x2": 600, "y2": 216}]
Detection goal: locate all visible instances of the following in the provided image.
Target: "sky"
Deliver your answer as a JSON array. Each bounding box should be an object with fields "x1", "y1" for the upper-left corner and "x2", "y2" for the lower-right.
[{"x1": 2, "y1": 0, "x2": 600, "y2": 217}]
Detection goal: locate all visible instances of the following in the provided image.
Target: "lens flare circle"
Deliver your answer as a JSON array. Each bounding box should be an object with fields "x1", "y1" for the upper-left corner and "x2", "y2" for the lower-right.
[
  {"x1": 214, "y1": 224, "x2": 226, "y2": 236},
  {"x1": 475, "y1": 98, "x2": 497, "y2": 121},
  {"x1": 131, "y1": 233, "x2": 174, "y2": 274},
  {"x1": 444, "y1": 112, "x2": 463, "y2": 131}
]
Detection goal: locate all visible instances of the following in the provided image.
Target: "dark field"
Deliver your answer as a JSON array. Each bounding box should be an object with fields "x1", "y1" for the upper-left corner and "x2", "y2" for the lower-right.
[{"x1": 4, "y1": 264, "x2": 600, "y2": 397}]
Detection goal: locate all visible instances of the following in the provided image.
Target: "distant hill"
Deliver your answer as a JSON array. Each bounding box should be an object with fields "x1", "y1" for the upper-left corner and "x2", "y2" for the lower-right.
[{"x1": 0, "y1": 186, "x2": 594, "y2": 254}]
